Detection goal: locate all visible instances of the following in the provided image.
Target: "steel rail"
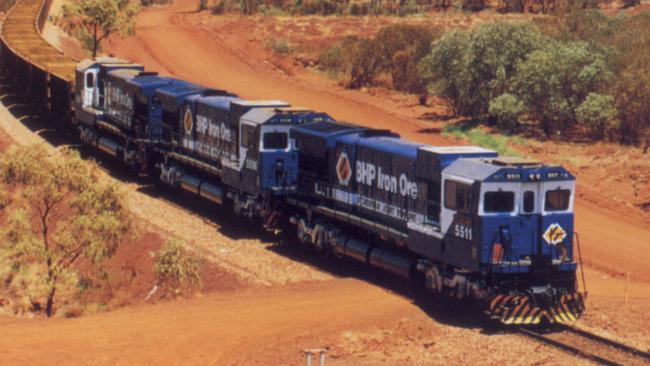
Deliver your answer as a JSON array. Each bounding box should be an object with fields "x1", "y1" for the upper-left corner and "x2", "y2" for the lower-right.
[{"x1": 518, "y1": 326, "x2": 650, "y2": 366}]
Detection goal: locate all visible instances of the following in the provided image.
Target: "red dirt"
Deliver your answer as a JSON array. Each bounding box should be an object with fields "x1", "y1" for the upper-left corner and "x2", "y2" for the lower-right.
[{"x1": 0, "y1": 279, "x2": 595, "y2": 366}]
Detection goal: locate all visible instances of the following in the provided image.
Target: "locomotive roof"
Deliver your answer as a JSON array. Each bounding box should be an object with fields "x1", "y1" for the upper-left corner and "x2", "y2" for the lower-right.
[
  {"x1": 125, "y1": 74, "x2": 176, "y2": 89},
  {"x1": 356, "y1": 135, "x2": 424, "y2": 159},
  {"x1": 445, "y1": 159, "x2": 502, "y2": 181},
  {"x1": 241, "y1": 108, "x2": 332, "y2": 126},
  {"x1": 185, "y1": 94, "x2": 242, "y2": 110},
  {"x1": 445, "y1": 158, "x2": 575, "y2": 182},
  {"x1": 234, "y1": 100, "x2": 289, "y2": 107},
  {"x1": 291, "y1": 121, "x2": 366, "y2": 149},
  {"x1": 76, "y1": 57, "x2": 129, "y2": 71},
  {"x1": 293, "y1": 121, "x2": 362, "y2": 135},
  {"x1": 155, "y1": 81, "x2": 208, "y2": 99}
]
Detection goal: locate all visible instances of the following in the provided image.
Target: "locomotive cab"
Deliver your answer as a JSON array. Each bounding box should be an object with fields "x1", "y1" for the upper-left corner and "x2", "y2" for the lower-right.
[
  {"x1": 441, "y1": 157, "x2": 582, "y2": 324},
  {"x1": 442, "y1": 157, "x2": 576, "y2": 273},
  {"x1": 74, "y1": 58, "x2": 142, "y2": 126},
  {"x1": 238, "y1": 107, "x2": 333, "y2": 194}
]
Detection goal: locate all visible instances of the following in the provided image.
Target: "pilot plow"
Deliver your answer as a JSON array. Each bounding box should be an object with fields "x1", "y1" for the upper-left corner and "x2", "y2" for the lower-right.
[{"x1": 488, "y1": 292, "x2": 586, "y2": 325}]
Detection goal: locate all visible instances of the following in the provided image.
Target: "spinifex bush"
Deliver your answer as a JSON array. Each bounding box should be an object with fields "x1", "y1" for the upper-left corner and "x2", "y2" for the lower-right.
[{"x1": 154, "y1": 239, "x2": 202, "y2": 297}]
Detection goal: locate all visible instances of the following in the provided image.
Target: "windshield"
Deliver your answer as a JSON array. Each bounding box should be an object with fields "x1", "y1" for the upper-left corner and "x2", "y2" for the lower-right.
[
  {"x1": 484, "y1": 191, "x2": 515, "y2": 213},
  {"x1": 263, "y1": 132, "x2": 288, "y2": 150},
  {"x1": 545, "y1": 189, "x2": 571, "y2": 211}
]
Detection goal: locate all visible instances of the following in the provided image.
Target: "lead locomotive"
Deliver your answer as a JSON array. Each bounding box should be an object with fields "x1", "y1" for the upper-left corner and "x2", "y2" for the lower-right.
[{"x1": 75, "y1": 58, "x2": 585, "y2": 325}]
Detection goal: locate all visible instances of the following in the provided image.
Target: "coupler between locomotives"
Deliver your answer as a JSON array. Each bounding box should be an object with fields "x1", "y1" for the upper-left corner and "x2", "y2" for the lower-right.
[{"x1": 487, "y1": 290, "x2": 585, "y2": 325}]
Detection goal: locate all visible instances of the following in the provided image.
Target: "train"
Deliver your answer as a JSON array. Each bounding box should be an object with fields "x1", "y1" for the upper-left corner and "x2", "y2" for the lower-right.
[{"x1": 1, "y1": 0, "x2": 585, "y2": 325}]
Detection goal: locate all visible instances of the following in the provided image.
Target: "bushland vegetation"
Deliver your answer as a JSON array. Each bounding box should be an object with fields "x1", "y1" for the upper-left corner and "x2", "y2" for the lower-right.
[
  {"x1": 61, "y1": 0, "x2": 140, "y2": 58},
  {"x1": 320, "y1": 24, "x2": 436, "y2": 97},
  {"x1": 0, "y1": 145, "x2": 135, "y2": 317},
  {"x1": 202, "y1": 0, "x2": 622, "y2": 17},
  {"x1": 316, "y1": 9, "x2": 650, "y2": 146}
]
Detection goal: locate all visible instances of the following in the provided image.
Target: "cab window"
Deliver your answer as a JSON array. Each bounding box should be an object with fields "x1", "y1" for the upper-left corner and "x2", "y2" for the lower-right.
[
  {"x1": 484, "y1": 191, "x2": 515, "y2": 213},
  {"x1": 545, "y1": 189, "x2": 571, "y2": 211},
  {"x1": 523, "y1": 191, "x2": 535, "y2": 213},
  {"x1": 444, "y1": 180, "x2": 472, "y2": 213},
  {"x1": 86, "y1": 73, "x2": 94, "y2": 88},
  {"x1": 263, "y1": 132, "x2": 288, "y2": 150},
  {"x1": 241, "y1": 125, "x2": 256, "y2": 149}
]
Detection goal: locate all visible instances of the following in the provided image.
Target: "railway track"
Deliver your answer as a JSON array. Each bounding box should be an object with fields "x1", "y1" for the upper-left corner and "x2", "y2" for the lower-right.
[{"x1": 518, "y1": 325, "x2": 650, "y2": 366}]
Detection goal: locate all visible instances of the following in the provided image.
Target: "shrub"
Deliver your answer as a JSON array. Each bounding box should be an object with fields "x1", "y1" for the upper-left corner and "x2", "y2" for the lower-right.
[
  {"x1": 419, "y1": 30, "x2": 470, "y2": 115},
  {"x1": 374, "y1": 24, "x2": 435, "y2": 93},
  {"x1": 488, "y1": 93, "x2": 524, "y2": 131},
  {"x1": 420, "y1": 22, "x2": 545, "y2": 117},
  {"x1": 576, "y1": 93, "x2": 618, "y2": 140},
  {"x1": 318, "y1": 45, "x2": 343, "y2": 72},
  {"x1": 614, "y1": 63, "x2": 650, "y2": 144},
  {"x1": 511, "y1": 41, "x2": 611, "y2": 136},
  {"x1": 154, "y1": 239, "x2": 201, "y2": 296},
  {"x1": 266, "y1": 38, "x2": 294, "y2": 55},
  {"x1": 346, "y1": 38, "x2": 381, "y2": 89}
]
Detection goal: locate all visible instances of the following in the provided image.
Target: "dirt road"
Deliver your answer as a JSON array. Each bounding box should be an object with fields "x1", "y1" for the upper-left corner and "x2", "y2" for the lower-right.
[
  {"x1": 0, "y1": 281, "x2": 411, "y2": 365},
  {"x1": 105, "y1": 0, "x2": 650, "y2": 286}
]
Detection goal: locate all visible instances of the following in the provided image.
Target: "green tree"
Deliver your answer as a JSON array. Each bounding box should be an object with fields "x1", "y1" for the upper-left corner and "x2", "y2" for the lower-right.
[
  {"x1": 0, "y1": 145, "x2": 135, "y2": 316},
  {"x1": 154, "y1": 239, "x2": 202, "y2": 296},
  {"x1": 62, "y1": 0, "x2": 139, "y2": 58},
  {"x1": 614, "y1": 62, "x2": 650, "y2": 144},
  {"x1": 575, "y1": 93, "x2": 617, "y2": 140},
  {"x1": 418, "y1": 30, "x2": 470, "y2": 115},
  {"x1": 419, "y1": 22, "x2": 545, "y2": 117},
  {"x1": 511, "y1": 41, "x2": 611, "y2": 136},
  {"x1": 374, "y1": 24, "x2": 435, "y2": 94},
  {"x1": 488, "y1": 93, "x2": 524, "y2": 131},
  {"x1": 346, "y1": 38, "x2": 382, "y2": 89}
]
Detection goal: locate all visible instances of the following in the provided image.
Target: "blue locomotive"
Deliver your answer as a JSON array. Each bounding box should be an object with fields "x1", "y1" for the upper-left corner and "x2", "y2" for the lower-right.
[{"x1": 74, "y1": 58, "x2": 585, "y2": 325}]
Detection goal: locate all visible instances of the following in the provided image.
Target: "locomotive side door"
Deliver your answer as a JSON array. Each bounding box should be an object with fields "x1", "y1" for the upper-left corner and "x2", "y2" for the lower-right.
[
  {"x1": 520, "y1": 181, "x2": 541, "y2": 258},
  {"x1": 239, "y1": 122, "x2": 260, "y2": 193},
  {"x1": 83, "y1": 68, "x2": 98, "y2": 108},
  {"x1": 440, "y1": 176, "x2": 479, "y2": 270}
]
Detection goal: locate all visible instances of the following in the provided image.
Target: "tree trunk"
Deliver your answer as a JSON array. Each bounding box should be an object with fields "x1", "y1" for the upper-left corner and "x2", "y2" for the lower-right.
[
  {"x1": 45, "y1": 284, "x2": 56, "y2": 317},
  {"x1": 93, "y1": 24, "x2": 98, "y2": 59}
]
